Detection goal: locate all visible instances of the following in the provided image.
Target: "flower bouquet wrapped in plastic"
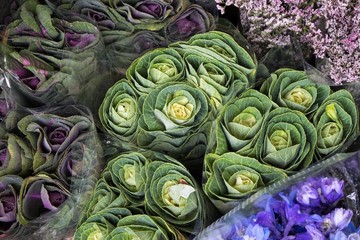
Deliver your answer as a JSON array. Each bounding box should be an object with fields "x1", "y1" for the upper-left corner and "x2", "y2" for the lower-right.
[
  {"x1": 196, "y1": 149, "x2": 360, "y2": 239},
  {"x1": 0, "y1": 100, "x2": 102, "y2": 239},
  {"x1": 74, "y1": 149, "x2": 216, "y2": 239},
  {"x1": 202, "y1": 35, "x2": 360, "y2": 213}
]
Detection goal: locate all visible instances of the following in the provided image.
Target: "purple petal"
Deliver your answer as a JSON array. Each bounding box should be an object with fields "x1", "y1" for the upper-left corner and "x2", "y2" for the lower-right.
[{"x1": 320, "y1": 177, "x2": 344, "y2": 205}]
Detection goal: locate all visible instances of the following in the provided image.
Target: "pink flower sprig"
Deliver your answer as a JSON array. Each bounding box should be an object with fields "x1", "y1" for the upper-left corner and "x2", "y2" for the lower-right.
[{"x1": 216, "y1": 0, "x2": 360, "y2": 84}]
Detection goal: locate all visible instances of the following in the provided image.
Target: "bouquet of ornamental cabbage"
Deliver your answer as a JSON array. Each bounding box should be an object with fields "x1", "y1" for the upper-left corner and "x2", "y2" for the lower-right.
[
  {"x1": 3, "y1": 0, "x2": 106, "y2": 106},
  {"x1": 203, "y1": 68, "x2": 359, "y2": 213},
  {"x1": 74, "y1": 150, "x2": 215, "y2": 239},
  {"x1": 0, "y1": 104, "x2": 102, "y2": 240},
  {"x1": 45, "y1": 0, "x2": 216, "y2": 73},
  {"x1": 196, "y1": 150, "x2": 360, "y2": 239},
  {"x1": 99, "y1": 30, "x2": 261, "y2": 164}
]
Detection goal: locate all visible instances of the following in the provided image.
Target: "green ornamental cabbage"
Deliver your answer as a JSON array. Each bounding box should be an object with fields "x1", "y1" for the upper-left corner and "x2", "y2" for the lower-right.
[
  {"x1": 106, "y1": 215, "x2": 186, "y2": 240},
  {"x1": 126, "y1": 48, "x2": 186, "y2": 94},
  {"x1": 74, "y1": 208, "x2": 134, "y2": 240},
  {"x1": 261, "y1": 69, "x2": 331, "y2": 117},
  {"x1": 204, "y1": 152, "x2": 287, "y2": 213},
  {"x1": 256, "y1": 108, "x2": 317, "y2": 173},
  {"x1": 313, "y1": 89, "x2": 359, "y2": 156},
  {"x1": 99, "y1": 80, "x2": 140, "y2": 143},
  {"x1": 171, "y1": 31, "x2": 257, "y2": 83},
  {"x1": 137, "y1": 83, "x2": 214, "y2": 161},
  {"x1": 144, "y1": 160, "x2": 206, "y2": 234},
  {"x1": 211, "y1": 89, "x2": 273, "y2": 157},
  {"x1": 101, "y1": 152, "x2": 147, "y2": 205},
  {"x1": 83, "y1": 178, "x2": 130, "y2": 219},
  {"x1": 184, "y1": 52, "x2": 249, "y2": 109}
]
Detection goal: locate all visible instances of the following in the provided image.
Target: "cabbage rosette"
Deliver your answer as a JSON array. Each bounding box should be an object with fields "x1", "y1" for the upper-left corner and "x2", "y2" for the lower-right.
[
  {"x1": 170, "y1": 31, "x2": 257, "y2": 83},
  {"x1": 184, "y1": 53, "x2": 249, "y2": 109},
  {"x1": 261, "y1": 69, "x2": 331, "y2": 117},
  {"x1": 0, "y1": 175, "x2": 23, "y2": 239},
  {"x1": 69, "y1": 0, "x2": 134, "y2": 33},
  {"x1": 105, "y1": 31, "x2": 167, "y2": 69},
  {"x1": 105, "y1": 215, "x2": 186, "y2": 240},
  {"x1": 137, "y1": 83, "x2": 213, "y2": 161},
  {"x1": 313, "y1": 90, "x2": 359, "y2": 156},
  {"x1": 5, "y1": 0, "x2": 103, "y2": 104},
  {"x1": 17, "y1": 174, "x2": 70, "y2": 224},
  {"x1": 101, "y1": 152, "x2": 147, "y2": 205},
  {"x1": 99, "y1": 80, "x2": 140, "y2": 143},
  {"x1": 256, "y1": 107, "x2": 317, "y2": 173},
  {"x1": 55, "y1": 139, "x2": 96, "y2": 187},
  {"x1": 0, "y1": 134, "x2": 33, "y2": 177},
  {"x1": 164, "y1": 4, "x2": 215, "y2": 42},
  {"x1": 74, "y1": 207, "x2": 134, "y2": 240},
  {"x1": 144, "y1": 160, "x2": 206, "y2": 234},
  {"x1": 7, "y1": 1, "x2": 102, "y2": 58},
  {"x1": 17, "y1": 113, "x2": 94, "y2": 174},
  {"x1": 111, "y1": 0, "x2": 189, "y2": 30},
  {"x1": 83, "y1": 178, "x2": 131, "y2": 219},
  {"x1": 204, "y1": 152, "x2": 287, "y2": 213},
  {"x1": 126, "y1": 48, "x2": 186, "y2": 94},
  {"x1": 212, "y1": 89, "x2": 273, "y2": 157}
]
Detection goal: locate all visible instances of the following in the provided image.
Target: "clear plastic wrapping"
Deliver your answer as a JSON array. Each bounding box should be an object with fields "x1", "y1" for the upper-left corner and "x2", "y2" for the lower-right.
[
  {"x1": 196, "y1": 150, "x2": 360, "y2": 239},
  {"x1": 0, "y1": 101, "x2": 103, "y2": 239}
]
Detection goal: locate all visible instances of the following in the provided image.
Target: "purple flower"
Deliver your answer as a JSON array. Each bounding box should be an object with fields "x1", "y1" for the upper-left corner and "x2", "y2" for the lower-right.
[
  {"x1": 305, "y1": 225, "x2": 326, "y2": 240},
  {"x1": 296, "y1": 179, "x2": 321, "y2": 208},
  {"x1": 241, "y1": 224, "x2": 270, "y2": 240},
  {"x1": 328, "y1": 208, "x2": 353, "y2": 231},
  {"x1": 319, "y1": 177, "x2": 344, "y2": 205},
  {"x1": 330, "y1": 231, "x2": 348, "y2": 240}
]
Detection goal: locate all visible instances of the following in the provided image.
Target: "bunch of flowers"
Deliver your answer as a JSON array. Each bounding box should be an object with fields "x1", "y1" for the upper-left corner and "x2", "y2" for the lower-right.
[
  {"x1": 215, "y1": 0, "x2": 360, "y2": 84},
  {"x1": 42, "y1": 0, "x2": 216, "y2": 70},
  {"x1": 0, "y1": 101, "x2": 101, "y2": 239},
  {"x1": 2, "y1": 0, "x2": 216, "y2": 107},
  {"x1": 196, "y1": 150, "x2": 360, "y2": 239},
  {"x1": 204, "y1": 68, "x2": 359, "y2": 212},
  {"x1": 74, "y1": 150, "x2": 212, "y2": 239},
  {"x1": 201, "y1": 176, "x2": 360, "y2": 239},
  {"x1": 99, "y1": 30, "x2": 260, "y2": 163}
]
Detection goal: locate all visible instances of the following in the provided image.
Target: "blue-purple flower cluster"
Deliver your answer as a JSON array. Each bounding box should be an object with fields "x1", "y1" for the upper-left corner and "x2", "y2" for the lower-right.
[{"x1": 225, "y1": 177, "x2": 360, "y2": 240}]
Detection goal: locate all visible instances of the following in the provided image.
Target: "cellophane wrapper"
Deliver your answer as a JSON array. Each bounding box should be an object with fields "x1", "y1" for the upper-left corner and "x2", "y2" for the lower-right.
[{"x1": 196, "y1": 148, "x2": 360, "y2": 239}]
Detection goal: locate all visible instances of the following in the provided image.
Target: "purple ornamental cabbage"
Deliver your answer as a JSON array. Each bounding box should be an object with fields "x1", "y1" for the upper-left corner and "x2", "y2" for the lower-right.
[
  {"x1": 0, "y1": 175, "x2": 23, "y2": 239},
  {"x1": 113, "y1": 0, "x2": 189, "y2": 30},
  {"x1": 18, "y1": 174, "x2": 70, "y2": 224},
  {"x1": 0, "y1": 134, "x2": 33, "y2": 177},
  {"x1": 164, "y1": 4, "x2": 215, "y2": 42},
  {"x1": 17, "y1": 114, "x2": 94, "y2": 174}
]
